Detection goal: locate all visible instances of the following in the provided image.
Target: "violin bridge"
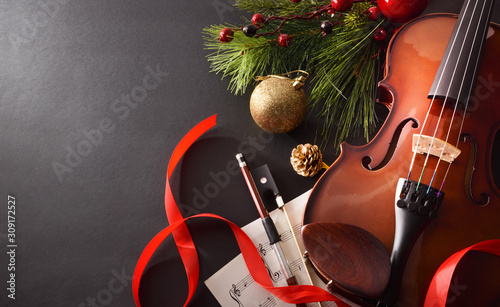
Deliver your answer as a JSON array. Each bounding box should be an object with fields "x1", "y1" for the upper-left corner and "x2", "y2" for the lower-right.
[{"x1": 412, "y1": 134, "x2": 461, "y2": 163}]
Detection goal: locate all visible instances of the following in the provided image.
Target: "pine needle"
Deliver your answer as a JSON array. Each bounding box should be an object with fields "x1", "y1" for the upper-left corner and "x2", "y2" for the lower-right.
[
  {"x1": 203, "y1": 1, "x2": 386, "y2": 150},
  {"x1": 235, "y1": 0, "x2": 329, "y2": 16}
]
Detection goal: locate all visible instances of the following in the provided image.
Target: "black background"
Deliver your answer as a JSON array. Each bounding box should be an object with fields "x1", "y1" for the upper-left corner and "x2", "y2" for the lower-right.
[{"x1": 1, "y1": 1, "x2": 499, "y2": 306}]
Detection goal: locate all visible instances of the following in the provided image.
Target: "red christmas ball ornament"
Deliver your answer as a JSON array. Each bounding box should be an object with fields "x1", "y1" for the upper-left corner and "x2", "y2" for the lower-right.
[
  {"x1": 278, "y1": 34, "x2": 291, "y2": 48},
  {"x1": 378, "y1": 0, "x2": 429, "y2": 23},
  {"x1": 373, "y1": 28, "x2": 387, "y2": 41},
  {"x1": 366, "y1": 6, "x2": 382, "y2": 20},
  {"x1": 331, "y1": 0, "x2": 353, "y2": 13},
  {"x1": 290, "y1": 0, "x2": 302, "y2": 2},
  {"x1": 219, "y1": 28, "x2": 234, "y2": 43},
  {"x1": 252, "y1": 13, "x2": 265, "y2": 26}
]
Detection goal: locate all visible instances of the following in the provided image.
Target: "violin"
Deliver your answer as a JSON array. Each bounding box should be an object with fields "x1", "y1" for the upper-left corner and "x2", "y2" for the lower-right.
[{"x1": 302, "y1": 0, "x2": 500, "y2": 306}]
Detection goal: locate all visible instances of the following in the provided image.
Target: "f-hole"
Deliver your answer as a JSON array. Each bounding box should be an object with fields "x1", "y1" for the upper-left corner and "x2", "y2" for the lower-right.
[
  {"x1": 463, "y1": 134, "x2": 490, "y2": 206},
  {"x1": 362, "y1": 118, "x2": 418, "y2": 171},
  {"x1": 492, "y1": 128, "x2": 500, "y2": 191}
]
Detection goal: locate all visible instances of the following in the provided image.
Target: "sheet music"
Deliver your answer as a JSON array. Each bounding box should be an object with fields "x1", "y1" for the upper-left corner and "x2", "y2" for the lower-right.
[{"x1": 205, "y1": 191, "x2": 355, "y2": 307}]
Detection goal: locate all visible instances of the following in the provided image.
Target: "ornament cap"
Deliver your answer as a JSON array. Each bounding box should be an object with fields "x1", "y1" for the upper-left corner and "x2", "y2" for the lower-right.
[
  {"x1": 293, "y1": 75, "x2": 307, "y2": 89},
  {"x1": 255, "y1": 70, "x2": 309, "y2": 89}
]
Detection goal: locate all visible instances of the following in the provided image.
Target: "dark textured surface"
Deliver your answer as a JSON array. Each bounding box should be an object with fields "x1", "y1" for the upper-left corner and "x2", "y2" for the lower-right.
[{"x1": 0, "y1": 1, "x2": 498, "y2": 306}]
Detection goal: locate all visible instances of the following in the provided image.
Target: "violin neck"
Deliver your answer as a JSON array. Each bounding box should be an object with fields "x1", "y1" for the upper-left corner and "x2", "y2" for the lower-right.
[{"x1": 428, "y1": 0, "x2": 495, "y2": 108}]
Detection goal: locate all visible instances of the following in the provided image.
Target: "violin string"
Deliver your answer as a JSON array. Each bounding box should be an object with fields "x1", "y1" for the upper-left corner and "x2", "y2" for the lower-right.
[
  {"x1": 406, "y1": 0, "x2": 472, "y2": 184},
  {"x1": 425, "y1": 0, "x2": 484, "y2": 193},
  {"x1": 437, "y1": 0, "x2": 490, "y2": 194},
  {"x1": 406, "y1": 0, "x2": 473, "y2": 189},
  {"x1": 405, "y1": 37, "x2": 461, "y2": 184}
]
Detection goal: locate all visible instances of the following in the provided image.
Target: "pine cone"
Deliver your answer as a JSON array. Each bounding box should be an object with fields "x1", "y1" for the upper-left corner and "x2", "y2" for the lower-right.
[{"x1": 290, "y1": 144, "x2": 324, "y2": 177}]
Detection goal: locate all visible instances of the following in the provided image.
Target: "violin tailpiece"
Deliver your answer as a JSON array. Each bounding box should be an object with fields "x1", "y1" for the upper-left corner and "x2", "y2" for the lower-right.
[{"x1": 380, "y1": 179, "x2": 446, "y2": 305}]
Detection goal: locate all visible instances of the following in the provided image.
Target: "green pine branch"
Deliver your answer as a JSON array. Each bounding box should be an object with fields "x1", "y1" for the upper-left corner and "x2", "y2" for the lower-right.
[
  {"x1": 203, "y1": 18, "x2": 323, "y2": 95},
  {"x1": 309, "y1": 17, "x2": 383, "y2": 147},
  {"x1": 235, "y1": 0, "x2": 330, "y2": 16},
  {"x1": 203, "y1": 1, "x2": 385, "y2": 149}
]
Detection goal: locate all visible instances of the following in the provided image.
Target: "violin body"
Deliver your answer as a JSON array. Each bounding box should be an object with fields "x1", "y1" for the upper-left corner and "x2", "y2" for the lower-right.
[{"x1": 303, "y1": 13, "x2": 500, "y2": 306}]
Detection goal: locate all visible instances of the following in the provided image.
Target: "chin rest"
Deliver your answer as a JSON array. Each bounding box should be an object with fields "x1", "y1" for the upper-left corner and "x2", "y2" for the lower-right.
[{"x1": 302, "y1": 222, "x2": 391, "y2": 301}]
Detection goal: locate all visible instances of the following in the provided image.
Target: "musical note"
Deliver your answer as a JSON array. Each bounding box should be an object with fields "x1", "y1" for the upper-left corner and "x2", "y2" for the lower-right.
[
  {"x1": 229, "y1": 284, "x2": 244, "y2": 307},
  {"x1": 280, "y1": 229, "x2": 293, "y2": 243},
  {"x1": 228, "y1": 274, "x2": 255, "y2": 306},
  {"x1": 258, "y1": 242, "x2": 283, "y2": 282},
  {"x1": 259, "y1": 296, "x2": 277, "y2": 307},
  {"x1": 205, "y1": 191, "x2": 354, "y2": 307}
]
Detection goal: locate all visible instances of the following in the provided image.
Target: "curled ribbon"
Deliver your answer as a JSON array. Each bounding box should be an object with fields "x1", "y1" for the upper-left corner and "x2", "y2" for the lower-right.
[
  {"x1": 131, "y1": 114, "x2": 500, "y2": 306},
  {"x1": 132, "y1": 114, "x2": 349, "y2": 307},
  {"x1": 424, "y1": 239, "x2": 500, "y2": 307}
]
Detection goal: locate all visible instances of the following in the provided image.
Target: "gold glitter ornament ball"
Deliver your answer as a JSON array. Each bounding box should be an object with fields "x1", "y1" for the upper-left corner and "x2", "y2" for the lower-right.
[{"x1": 249, "y1": 76, "x2": 307, "y2": 134}]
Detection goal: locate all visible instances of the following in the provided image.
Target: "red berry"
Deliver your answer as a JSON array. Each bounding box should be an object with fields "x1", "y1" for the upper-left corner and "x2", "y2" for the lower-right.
[
  {"x1": 378, "y1": 0, "x2": 428, "y2": 23},
  {"x1": 320, "y1": 20, "x2": 334, "y2": 36},
  {"x1": 373, "y1": 28, "x2": 387, "y2": 41},
  {"x1": 251, "y1": 13, "x2": 265, "y2": 26},
  {"x1": 331, "y1": 0, "x2": 353, "y2": 13},
  {"x1": 290, "y1": 0, "x2": 302, "y2": 2},
  {"x1": 366, "y1": 6, "x2": 382, "y2": 20},
  {"x1": 242, "y1": 24, "x2": 257, "y2": 37},
  {"x1": 278, "y1": 34, "x2": 291, "y2": 48},
  {"x1": 219, "y1": 28, "x2": 234, "y2": 43}
]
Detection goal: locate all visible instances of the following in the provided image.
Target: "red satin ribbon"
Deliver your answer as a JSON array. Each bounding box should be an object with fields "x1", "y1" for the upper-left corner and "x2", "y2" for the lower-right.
[
  {"x1": 132, "y1": 114, "x2": 349, "y2": 307},
  {"x1": 424, "y1": 239, "x2": 500, "y2": 306},
  {"x1": 132, "y1": 114, "x2": 500, "y2": 307}
]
